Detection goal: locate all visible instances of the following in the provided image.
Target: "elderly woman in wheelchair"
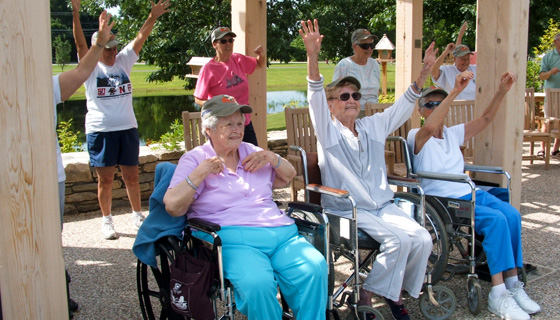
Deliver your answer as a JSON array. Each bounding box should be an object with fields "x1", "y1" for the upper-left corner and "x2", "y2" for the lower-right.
[
  {"x1": 407, "y1": 71, "x2": 541, "y2": 320},
  {"x1": 300, "y1": 20, "x2": 437, "y2": 320},
  {"x1": 163, "y1": 94, "x2": 328, "y2": 320}
]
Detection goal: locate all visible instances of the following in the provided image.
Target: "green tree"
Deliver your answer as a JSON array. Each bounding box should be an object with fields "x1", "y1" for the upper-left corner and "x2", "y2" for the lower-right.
[
  {"x1": 54, "y1": 35, "x2": 72, "y2": 71},
  {"x1": 534, "y1": 18, "x2": 560, "y2": 56}
]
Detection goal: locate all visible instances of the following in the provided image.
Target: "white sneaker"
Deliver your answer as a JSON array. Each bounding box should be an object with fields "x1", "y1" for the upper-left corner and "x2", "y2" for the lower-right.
[
  {"x1": 101, "y1": 218, "x2": 118, "y2": 240},
  {"x1": 510, "y1": 281, "x2": 541, "y2": 314},
  {"x1": 488, "y1": 291, "x2": 530, "y2": 320},
  {"x1": 132, "y1": 212, "x2": 145, "y2": 230}
]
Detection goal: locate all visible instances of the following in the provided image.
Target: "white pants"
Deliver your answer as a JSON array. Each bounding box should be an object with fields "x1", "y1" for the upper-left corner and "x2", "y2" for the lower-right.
[{"x1": 346, "y1": 203, "x2": 433, "y2": 301}]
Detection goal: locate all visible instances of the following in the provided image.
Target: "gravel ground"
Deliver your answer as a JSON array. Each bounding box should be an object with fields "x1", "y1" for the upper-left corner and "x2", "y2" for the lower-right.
[{"x1": 63, "y1": 149, "x2": 560, "y2": 320}]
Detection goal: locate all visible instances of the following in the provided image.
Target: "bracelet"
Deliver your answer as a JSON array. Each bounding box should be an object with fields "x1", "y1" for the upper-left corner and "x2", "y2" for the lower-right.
[
  {"x1": 273, "y1": 154, "x2": 282, "y2": 169},
  {"x1": 185, "y1": 175, "x2": 198, "y2": 191},
  {"x1": 411, "y1": 81, "x2": 421, "y2": 93},
  {"x1": 93, "y1": 43, "x2": 105, "y2": 48}
]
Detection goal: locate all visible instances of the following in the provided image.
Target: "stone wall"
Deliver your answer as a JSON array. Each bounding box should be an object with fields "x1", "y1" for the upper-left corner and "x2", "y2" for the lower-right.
[{"x1": 62, "y1": 136, "x2": 288, "y2": 215}]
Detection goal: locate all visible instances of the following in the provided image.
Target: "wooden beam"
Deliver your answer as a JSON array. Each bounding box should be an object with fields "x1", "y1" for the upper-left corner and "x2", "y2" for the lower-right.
[
  {"x1": 0, "y1": 0, "x2": 68, "y2": 318},
  {"x1": 395, "y1": 0, "x2": 423, "y2": 128},
  {"x1": 231, "y1": 0, "x2": 268, "y2": 149},
  {"x1": 475, "y1": 0, "x2": 529, "y2": 208}
]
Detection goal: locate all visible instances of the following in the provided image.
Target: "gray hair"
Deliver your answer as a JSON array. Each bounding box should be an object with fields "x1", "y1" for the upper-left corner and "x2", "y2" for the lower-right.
[
  {"x1": 418, "y1": 92, "x2": 447, "y2": 108},
  {"x1": 201, "y1": 110, "x2": 244, "y2": 139}
]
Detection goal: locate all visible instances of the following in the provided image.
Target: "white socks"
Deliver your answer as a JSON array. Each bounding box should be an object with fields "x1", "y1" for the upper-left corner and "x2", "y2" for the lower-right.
[
  {"x1": 490, "y1": 283, "x2": 508, "y2": 300},
  {"x1": 103, "y1": 214, "x2": 113, "y2": 221},
  {"x1": 504, "y1": 275, "x2": 519, "y2": 290}
]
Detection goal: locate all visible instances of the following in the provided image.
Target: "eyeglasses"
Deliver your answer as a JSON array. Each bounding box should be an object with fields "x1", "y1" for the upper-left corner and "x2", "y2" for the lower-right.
[
  {"x1": 423, "y1": 101, "x2": 442, "y2": 109},
  {"x1": 218, "y1": 38, "x2": 235, "y2": 44},
  {"x1": 357, "y1": 43, "x2": 375, "y2": 50},
  {"x1": 331, "y1": 92, "x2": 362, "y2": 101}
]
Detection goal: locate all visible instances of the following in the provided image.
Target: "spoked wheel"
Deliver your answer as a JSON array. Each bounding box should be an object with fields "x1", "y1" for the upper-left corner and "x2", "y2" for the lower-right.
[
  {"x1": 394, "y1": 192, "x2": 449, "y2": 285},
  {"x1": 419, "y1": 285, "x2": 456, "y2": 320},
  {"x1": 467, "y1": 277, "x2": 482, "y2": 315},
  {"x1": 346, "y1": 305, "x2": 385, "y2": 320},
  {"x1": 518, "y1": 266, "x2": 528, "y2": 286},
  {"x1": 137, "y1": 238, "x2": 185, "y2": 320}
]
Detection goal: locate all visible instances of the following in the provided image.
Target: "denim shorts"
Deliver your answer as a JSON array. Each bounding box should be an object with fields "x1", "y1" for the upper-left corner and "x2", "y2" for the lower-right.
[{"x1": 87, "y1": 128, "x2": 139, "y2": 167}]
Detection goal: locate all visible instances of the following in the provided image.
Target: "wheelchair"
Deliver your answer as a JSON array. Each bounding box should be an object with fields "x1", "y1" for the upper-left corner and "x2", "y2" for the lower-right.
[
  {"x1": 287, "y1": 143, "x2": 456, "y2": 320},
  {"x1": 135, "y1": 163, "x2": 330, "y2": 320},
  {"x1": 404, "y1": 148, "x2": 529, "y2": 316}
]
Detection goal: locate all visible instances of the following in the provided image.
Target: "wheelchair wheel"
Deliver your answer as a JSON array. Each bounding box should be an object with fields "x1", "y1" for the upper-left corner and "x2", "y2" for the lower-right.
[
  {"x1": 419, "y1": 285, "x2": 456, "y2": 320},
  {"x1": 137, "y1": 237, "x2": 186, "y2": 320},
  {"x1": 467, "y1": 277, "x2": 482, "y2": 315},
  {"x1": 346, "y1": 305, "x2": 385, "y2": 320},
  {"x1": 394, "y1": 192, "x2": 449, "y2": 285}
]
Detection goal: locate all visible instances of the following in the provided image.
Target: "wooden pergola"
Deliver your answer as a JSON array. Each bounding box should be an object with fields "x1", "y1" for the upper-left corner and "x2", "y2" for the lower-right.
[{"x1": 0, "y1": 0, "x2": 529, "y2": 318}]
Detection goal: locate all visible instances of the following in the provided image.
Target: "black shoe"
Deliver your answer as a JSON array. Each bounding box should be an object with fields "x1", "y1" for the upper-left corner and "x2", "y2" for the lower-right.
[
  {"x1": 69, "y1": 298, "x2": 79, "y2": 312},
  {"x1": 384, "y1": 298, "x2": 410, "y2": 320}
]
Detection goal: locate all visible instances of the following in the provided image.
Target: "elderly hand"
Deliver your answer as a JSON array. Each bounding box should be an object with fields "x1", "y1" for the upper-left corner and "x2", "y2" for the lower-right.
[
  {"x1": 445, "y1": 42, "x2": 455, "y2": 53},
  {"x1": 254, "y1": 45, "x2": 264, "y2": 55},
  {"x1": 498, "y1": 72, "x2": 517, "y2": 93},
  {"x1": 422, "y1": 41, "x2": 438, "y2": 72},
  {"x1": 454, "y1": 71, "x2": 474, "y2": 92},
  {"x1": 551, "y1": 67, "x2": 560, "y2": 75},
  {"x1": 71, "y1": 0, "x2": 80, "y2": 13},
  {"x1": 95, "y1": 11, "x2": 115, "y2": 46},
  {"x1": 242, "y1": 150, "x2": 276, "y2": 173},
  {"x1": 199, "y1": 156, "x2": 225, "y2": 176},
  {"x1": 150, "y1": 0, "x2": 171, "y2": 19},
  {"x1": 299, "y1": 19, "x2": 323, "y2": 57}
]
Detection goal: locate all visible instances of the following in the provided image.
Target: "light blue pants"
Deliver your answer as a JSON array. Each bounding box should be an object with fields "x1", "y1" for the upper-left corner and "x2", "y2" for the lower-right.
[
  {"x1": 460, "y1": 189, "x2": 524, "y2": 275},
  {"x1": 194, "y1": 224, "x2": 328, "y2": 320}
]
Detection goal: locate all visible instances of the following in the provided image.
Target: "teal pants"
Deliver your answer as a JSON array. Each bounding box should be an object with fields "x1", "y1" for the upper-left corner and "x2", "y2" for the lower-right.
[{"x1": 194, "y1": 224, "x2": 328, "y2": 320}]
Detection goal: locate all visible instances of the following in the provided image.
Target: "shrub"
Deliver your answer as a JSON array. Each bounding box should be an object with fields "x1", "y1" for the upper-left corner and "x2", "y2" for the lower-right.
[
  {"x1": 152, "y1": 118, "x2": 184, "y2": 151},
  {"x1": 57, "y1": 119, "x2": 83, "y2": 152}
]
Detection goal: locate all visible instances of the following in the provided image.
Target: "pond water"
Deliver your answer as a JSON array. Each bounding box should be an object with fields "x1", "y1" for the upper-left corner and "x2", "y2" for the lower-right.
[{"x1": 56, "y1": 90, "x2": 307, "y2": 147}]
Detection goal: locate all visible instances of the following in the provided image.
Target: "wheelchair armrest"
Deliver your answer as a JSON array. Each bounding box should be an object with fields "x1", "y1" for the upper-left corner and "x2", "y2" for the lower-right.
[
  {"x1": 387, "y1": 175, "x2": 421, "y2": 188},
  {"x1": 288, "y1": 201, "x2": 323, "y2": 214},
  {"x1": 188, "y1": 218, "x2": 221, "y2": 233},
  {"x1": 416, "y1": 171, "x2": 470, "y2": 183},
  {"x1": 464, "y1": 164, "x2": 506, "y2": 174},
  {"x1": 307, "y1": 183, "x2": 349, "y2": 198}
]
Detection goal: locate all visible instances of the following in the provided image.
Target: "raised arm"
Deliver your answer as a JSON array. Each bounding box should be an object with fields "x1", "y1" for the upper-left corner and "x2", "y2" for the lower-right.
[
  {"x1": 132, "y1": 0, "x2": 171, "y2": 55},
  {"x1": 456, "y1": 21, "x2": 468, "y2": 46},
  {"x1": 59, "y1": 11, "x2": 114, "y2": 101},
  {"x1": 254, "y1": 45, "x2": 265, "y2": 69},
  {"x1": 431, "y1": 42, "x2": 455, "y2": 81},
  {"x1": 414, "y1": 71, "x2": 473, "y2": 154},
  {"x1": 299, "y1": 19, "x2": 323, "y2": 81},
  {"x1": 71, "y1": 0, "x2": 89, "y2": 59},
  {"x1": 413, "y1": 41, "x2": 438, "y2": 94},
  {"x1": 464, "y1": 72, "x2": 516, "y2": 141}
]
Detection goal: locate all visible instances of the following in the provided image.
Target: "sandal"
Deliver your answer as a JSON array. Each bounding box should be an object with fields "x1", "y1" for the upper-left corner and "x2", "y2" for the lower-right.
[
  {"x1": 552, "y1": 150, "x2": 560, "y2": 156},
  {"x1": 537, "y1": 150, "x2": 545, "y2": 159}
]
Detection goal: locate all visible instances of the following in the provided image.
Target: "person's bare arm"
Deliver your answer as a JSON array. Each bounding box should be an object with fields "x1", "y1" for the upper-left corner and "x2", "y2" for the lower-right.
[
  {"x1": 539, "y1": 67, "x2": 560, "y2": 81},
  {"x1": 194, "y1": 97, "x2": 206, "y2": 106},
  {"x1": 431, "y1": 42, "x2": 454, "y2": 81},
  {"x1": 456, "y1": 21, "x2": 468, "y2": 45},
  {"x1": 414, "y1": 72, "x2": 472, "y2": 154},
  {"x1": 71, "y1": 0, "x2": 89, "y2": 60},
  {"x1": 59, "y1": 11, "x2": 114, "y2": 101},
  {"x1": 131, "y1": 0, "x2": 171, "y2": 55},
  {"x1": 299, "y1": 19, "x2": 323, "y2": 81},
  {"x1": 464, "y1": 72, "x2": 516, "y2": 141},
  {"x1": 413, "y1": 41, "x2": 438, "y2": 93}
]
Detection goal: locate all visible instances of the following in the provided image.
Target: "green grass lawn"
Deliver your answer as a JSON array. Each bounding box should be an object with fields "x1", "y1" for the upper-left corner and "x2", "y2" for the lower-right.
[{"x1": 53, "y1": 61, "x2": 396, "y2": 131}]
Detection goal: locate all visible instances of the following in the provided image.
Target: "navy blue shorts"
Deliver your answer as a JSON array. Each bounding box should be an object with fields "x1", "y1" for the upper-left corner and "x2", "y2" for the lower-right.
[{"x1": 87, "y1": 128, "x2": 140, "y2": 167}]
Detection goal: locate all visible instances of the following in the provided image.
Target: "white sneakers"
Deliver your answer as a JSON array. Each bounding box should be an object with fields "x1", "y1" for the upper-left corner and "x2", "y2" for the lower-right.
[
  {"x1": 101, "y1": 212, "x2": 145, "y2": 239},
  {"x1": 101, "y1": 217, "x2": 118, "y2": 240},
  {"x1": 132, "y1": 212, "x2": 145, "y2": 230},
  {"x1": 509, "y1": 281, "x2": 541, "y2": 315},
  {"x1": 488, "y1": 283, "x2": 541, "y2": 320}
]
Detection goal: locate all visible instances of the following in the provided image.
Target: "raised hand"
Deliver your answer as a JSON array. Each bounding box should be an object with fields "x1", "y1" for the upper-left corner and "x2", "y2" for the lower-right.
[
  {"x1": 150, "y1": 0, "x2": 171, "y2": 19},
  {"x1": 445, "y1": 42, "x2": 455, "y2": 53},
  {"x1": 299, "y1": 19, "x2": 323, "y2": 57},
  {"x1": 498, "y1": 72, "x2": 517, "y2": 92},
  {"x1": 454, "y1": 71, "x2": 474, "y2": 92},
  {"x1": 95, "y1": 11, "x2": 115, "y2": 46},
  {"x1": 71, "y1": 0, "x2": 80, "y2": 13},
  {"x1": 423, "y1": 41, "x2": 438, "y2": 72}
]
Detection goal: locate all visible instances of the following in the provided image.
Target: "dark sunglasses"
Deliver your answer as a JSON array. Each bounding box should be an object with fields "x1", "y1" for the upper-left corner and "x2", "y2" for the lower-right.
[
  {"x1": 357, "y1": 43, "x2": 375, "y2": 50},
  {"x1": 331, "y1": 92, "x2": 362, "y2": 101},
  {"x1": 423, "y1": 101, "x2": 442, "y2": 109},
  {"x1": 218, "y1": 38, "x2": 235, "y2": 44}
]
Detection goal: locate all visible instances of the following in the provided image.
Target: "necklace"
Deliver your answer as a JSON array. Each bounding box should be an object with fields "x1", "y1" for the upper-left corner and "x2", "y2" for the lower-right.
[{"x1": 434, "y1": 137, "x2": 449, "y2": 154}]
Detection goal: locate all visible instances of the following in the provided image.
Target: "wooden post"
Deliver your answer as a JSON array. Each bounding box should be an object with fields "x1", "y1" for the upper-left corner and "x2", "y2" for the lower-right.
[
  {"x1": 474, "y1": 0, "x2": 529, "y2": 208},
  {"x1": 231, "y1": 0, "x2": 268, "y2": 149},
  {"x1": 0, "y1": 0, "x2": 69, "y2": 319},
  {"x1": 395, "y1": 0, "x2": 423, "y2": 128},
  {"x1": 381, "y1": 61, "x2": 388, "y2": 95}
]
